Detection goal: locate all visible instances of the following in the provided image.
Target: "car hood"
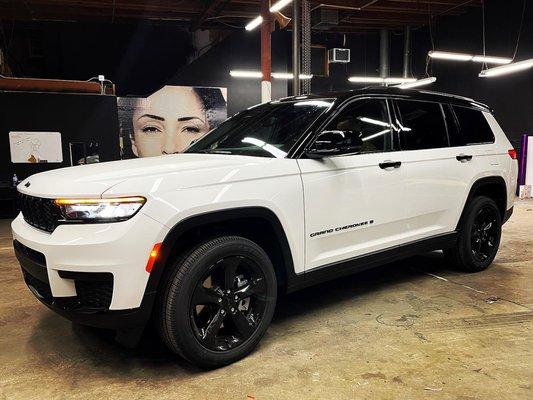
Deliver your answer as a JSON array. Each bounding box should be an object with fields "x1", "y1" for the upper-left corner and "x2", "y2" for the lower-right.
[{"x1": 17, "y1": 154, "x2": 282, "y2": 198}]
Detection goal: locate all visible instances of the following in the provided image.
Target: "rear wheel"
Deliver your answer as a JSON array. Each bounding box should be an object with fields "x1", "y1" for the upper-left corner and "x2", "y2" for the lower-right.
[
  {"x1": 444, "y1": 196, "x2": 502, "y2": 272},
  {"x1": 157, "y1": 236, "x2": 277, "y2": 369}
]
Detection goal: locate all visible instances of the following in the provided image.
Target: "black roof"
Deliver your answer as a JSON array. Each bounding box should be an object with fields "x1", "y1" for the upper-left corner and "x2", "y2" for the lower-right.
[{"x1": 279, "y1": 87, "x2": 490, "y2": 111}]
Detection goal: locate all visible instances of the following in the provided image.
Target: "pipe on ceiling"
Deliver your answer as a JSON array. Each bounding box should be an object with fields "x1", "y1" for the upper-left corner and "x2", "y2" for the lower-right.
[
  {"x1": 379, "y1": 28, "x2": 390, "y2": 85},
  {"x1": 403, "y1": 26, "x2": 411, "y2": 78},
  {"x1": 311, "y1": 0, "x2": 379, "y2": 12}
]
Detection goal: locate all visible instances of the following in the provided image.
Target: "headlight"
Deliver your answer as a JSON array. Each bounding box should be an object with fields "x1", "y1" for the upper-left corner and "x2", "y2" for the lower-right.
[{"x1": 54, "y1": 196, "x2": 146, "y2": 222}]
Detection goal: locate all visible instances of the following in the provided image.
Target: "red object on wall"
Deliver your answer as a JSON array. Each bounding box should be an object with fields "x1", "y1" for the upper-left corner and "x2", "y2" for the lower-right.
[{"x1": 0, "y1": 76, "x2": 115, "y2": 95}]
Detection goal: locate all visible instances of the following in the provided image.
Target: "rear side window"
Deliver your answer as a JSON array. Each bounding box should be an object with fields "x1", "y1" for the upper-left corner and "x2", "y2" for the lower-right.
[
  {"x1": 395, "y1": 100, "x2": 448, "y2": 150},
  {"x1": 452, "y1": 106, "x2": 495, "y2": 145}
]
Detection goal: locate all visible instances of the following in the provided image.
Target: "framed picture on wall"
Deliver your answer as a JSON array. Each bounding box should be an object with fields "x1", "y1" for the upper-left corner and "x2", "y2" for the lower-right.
[
  {"x1": 117, "y1": 85, "x2": 228, "y2": 158},
  {"x1": 9, "y1": 131, "x2": 63, "y2": 163}
]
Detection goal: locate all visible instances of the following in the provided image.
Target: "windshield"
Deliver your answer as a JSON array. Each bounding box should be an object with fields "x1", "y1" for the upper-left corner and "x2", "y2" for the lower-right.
[{"x1": 185, "y1": 99, "x2": 334, "y2": 158}]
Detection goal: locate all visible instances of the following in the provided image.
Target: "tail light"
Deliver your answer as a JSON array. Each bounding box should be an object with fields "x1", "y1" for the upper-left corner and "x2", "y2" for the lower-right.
[{"x1": 508, "y1": 149, "x2": 517, "y2": 160}]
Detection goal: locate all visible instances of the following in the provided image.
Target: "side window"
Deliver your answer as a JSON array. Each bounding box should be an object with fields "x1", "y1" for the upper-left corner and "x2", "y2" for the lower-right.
[
  {"x1": 395, "y1": 100, "x2": 449, "y2": 150},
  {"x1": 452, "y1": 106, "x2": 495, "y2": 145},
  {"x1": 323, "y1": 99, "x2": 392, "y2": 154}
]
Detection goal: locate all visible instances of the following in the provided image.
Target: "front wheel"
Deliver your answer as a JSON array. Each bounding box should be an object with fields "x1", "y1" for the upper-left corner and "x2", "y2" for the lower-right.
[
  {"x1": 157, "y1": 236, "x2": 277, "y2": 369},
  {"x1": 444, "y1": 196, "x2": 502, "y2": 272}
]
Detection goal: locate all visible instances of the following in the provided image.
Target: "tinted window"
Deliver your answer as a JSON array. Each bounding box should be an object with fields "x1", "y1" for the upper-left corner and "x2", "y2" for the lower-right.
[
  {"x1": 395, "y1": 100, "x2": 448, "y2": 150},
  {"x1": 322, "y1": 99, "x2": 392, "y2": 154},
  {"x1": 186, "y1": 99, "x2": 333, "y2": 158},
  {"x1": 453, "y1": 106, "x2": 495, "y2": 145}
]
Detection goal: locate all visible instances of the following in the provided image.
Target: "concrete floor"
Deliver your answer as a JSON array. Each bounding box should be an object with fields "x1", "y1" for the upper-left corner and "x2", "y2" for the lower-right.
[{"x1": 1, "y1": 201, "x2": 532, "y2": 400}]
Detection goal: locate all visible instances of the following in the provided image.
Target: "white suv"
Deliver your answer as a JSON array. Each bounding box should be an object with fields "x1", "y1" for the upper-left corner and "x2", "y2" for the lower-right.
[{"x1": 12, "y1": 88, "x2": 517, "y2": 368}]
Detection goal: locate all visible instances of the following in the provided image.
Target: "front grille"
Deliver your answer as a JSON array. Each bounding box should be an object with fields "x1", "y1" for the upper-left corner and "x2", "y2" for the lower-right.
[
  {"x1": 18, "y1": 193, "x2": 61, "y2": 233},
  {"x1": 75, "y1": 279, "x2": 113, "y2": 309}
]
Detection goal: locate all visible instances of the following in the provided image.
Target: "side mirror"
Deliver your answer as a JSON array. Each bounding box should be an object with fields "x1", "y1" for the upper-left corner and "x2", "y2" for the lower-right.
[{"x1": 305, "y1": 130, "x2": 362, "y2": 159}]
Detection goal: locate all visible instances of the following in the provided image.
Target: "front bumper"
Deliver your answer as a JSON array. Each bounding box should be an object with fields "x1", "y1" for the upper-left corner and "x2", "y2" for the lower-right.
[
  {"x1": 12, "y1": 211, "x2": 169, "y2": 328},
  {"x1": 15, "y1": 239, "x2": 155, "y2": 329}
]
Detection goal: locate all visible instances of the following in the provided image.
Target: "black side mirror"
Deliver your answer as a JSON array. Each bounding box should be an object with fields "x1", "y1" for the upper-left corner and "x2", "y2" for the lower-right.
[{"x1": 305, "y1": 130, "x2": 362, "y2": 159}]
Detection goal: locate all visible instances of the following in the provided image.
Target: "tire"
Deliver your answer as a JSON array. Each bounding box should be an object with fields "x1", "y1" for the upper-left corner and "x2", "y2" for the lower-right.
[
  {"x1": 157, "y1": 236, "x2": 277, "y2": 369},
  {"x1": 444, "y1": 196, "x2": 502, "y2": 272}
]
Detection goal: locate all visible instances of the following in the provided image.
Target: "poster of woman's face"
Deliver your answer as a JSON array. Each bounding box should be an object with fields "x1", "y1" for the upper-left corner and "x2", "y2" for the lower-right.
[{"x1": 118, "y1": 85, "x2": 227, "y2": 158}]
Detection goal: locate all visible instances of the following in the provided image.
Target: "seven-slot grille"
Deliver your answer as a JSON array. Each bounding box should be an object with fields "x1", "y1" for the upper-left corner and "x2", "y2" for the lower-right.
[{"x1": 18, "y1": 193, "x2": 61, "y2": 233}]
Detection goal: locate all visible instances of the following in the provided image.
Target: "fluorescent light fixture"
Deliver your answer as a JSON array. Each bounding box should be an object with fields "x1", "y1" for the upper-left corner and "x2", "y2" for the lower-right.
[
  {"x1": 245, "y1": 0, "x2": 293, "y2": 32},
  {"x1": 270, "y1": 0, "x2": 293, "y2": 13},
  {"x1": 230, "y1": 70, "x2": 312, "y2": 80},
  {"x1": 245, "y1": 15, "x2": 263, "y2": 31},
  {"x1": 429, "y1": 51, "x2": 512, "y2": 65},
  {"x1": 398, "y1": 77, "x2": 437, "y2": 89},
  {"x1": 271, "y1": 72, "x2": 293, "y2": 79},
  {"x1": 472, "y1": 55, "x2": 512, "y2": 65},
  {"x1": 479, "y1": 58, "x2": 533, "y2": 77},
  {"x1": 348, "y1": 76, "x2": 416, "y2": 84},
  {"x1": 272, "y1": 72, "x2": 313, "y2": 79},
  {"x1": 428, "y1": 51, "x2": 473, "y2": 61},
  {"x1": 348, "y1": 76, "x2": 383, "y2": 83},
  {"x1": 230, "y1": 70, "x2": 263, "y2": 78}
]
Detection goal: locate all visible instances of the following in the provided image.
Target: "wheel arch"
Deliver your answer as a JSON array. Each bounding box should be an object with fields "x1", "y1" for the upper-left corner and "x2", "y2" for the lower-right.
[
  {"x1": 456, "y1": 176, "x2": 507, "y2": 230},
  {"x1": 145, "y1": 207, "x2": 296, "y2": 298}
]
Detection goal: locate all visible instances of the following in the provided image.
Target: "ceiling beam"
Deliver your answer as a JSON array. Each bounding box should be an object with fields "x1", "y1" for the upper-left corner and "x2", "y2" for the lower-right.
[
  {"x1": 0, "y1": 0, "x2": 480, "y2": 32},
  {"x1": 190, "y1": 0, "x2": 229, "y2": 31}
]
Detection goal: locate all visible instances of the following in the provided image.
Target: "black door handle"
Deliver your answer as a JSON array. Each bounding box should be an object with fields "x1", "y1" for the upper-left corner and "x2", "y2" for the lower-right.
[
  {"x1": 379, "y1": 161, "x2": 401, "y2": 169},
  {"x1": 456, "y1": 154, "x2": 473, "y2": 162}
]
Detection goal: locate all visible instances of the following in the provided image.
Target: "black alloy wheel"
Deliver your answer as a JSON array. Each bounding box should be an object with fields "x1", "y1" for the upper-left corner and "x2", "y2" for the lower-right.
[
  {"x1": 444, "y1": 196, "x2": 502, "y2": 272},
  {"x1": 189, "y1": 255, "x2": 268, "y2": 351},
  {"x1": 158, "y1": 236, "x2": 277, "y2": 369},
  {"x1": 470, "y1": 205, "x2": 499, "y2": 263}
]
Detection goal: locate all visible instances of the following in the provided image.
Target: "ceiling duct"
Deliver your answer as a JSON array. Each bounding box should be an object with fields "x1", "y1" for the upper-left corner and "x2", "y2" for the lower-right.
[
  {"x1": 310, "y1": 1, "x2": 379, "y2": 30},
  {"x1": 311, "y1": 8, "x2": 338, "y2": 30}
]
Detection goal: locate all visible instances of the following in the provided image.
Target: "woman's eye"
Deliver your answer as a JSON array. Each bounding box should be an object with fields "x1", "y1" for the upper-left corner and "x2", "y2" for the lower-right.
[
  {"x1": 142, "y1": 126, "x2": 162, "y2": 133},
  {"x1": 183, "y1": 126, "x2": 201, "y2": 133}
]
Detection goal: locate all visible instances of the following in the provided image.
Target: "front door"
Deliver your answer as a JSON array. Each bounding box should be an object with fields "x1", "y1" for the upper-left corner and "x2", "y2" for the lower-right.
[{"x1": 298, "y1": 98, "x2": 406, "y2": 271}]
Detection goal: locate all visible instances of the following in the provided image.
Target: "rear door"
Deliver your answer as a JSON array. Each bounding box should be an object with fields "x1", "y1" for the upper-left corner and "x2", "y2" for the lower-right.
[
  {"x1": 447, "y1": 104, "x2": 502, "y2": 213},
  {"x1": 391, "y1": 99, "x2": 473, "y2": 244}
]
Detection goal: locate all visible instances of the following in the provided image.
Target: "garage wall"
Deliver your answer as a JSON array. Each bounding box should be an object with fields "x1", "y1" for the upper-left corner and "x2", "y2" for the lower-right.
[
  {"x1": 168, "y1": 30, "x2": 291, "y2": 116},
  {"x1": 0, "y1": 91, "x2": 120, "y2": 180},
  {"x1": 4, "y1": 21, "x2": 194, "y2": 97}
]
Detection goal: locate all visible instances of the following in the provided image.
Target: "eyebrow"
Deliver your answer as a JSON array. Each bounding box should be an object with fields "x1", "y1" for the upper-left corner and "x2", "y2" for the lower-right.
[
  {"x1": 137, "y1": 114, "x2": 164, "y2": 121},
  {"x1": 178, "y1": 116, "x2": 204, "y2": 122},
  {"x1": 136, "y1": 115, "x2": 205, "y2": 123}
]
